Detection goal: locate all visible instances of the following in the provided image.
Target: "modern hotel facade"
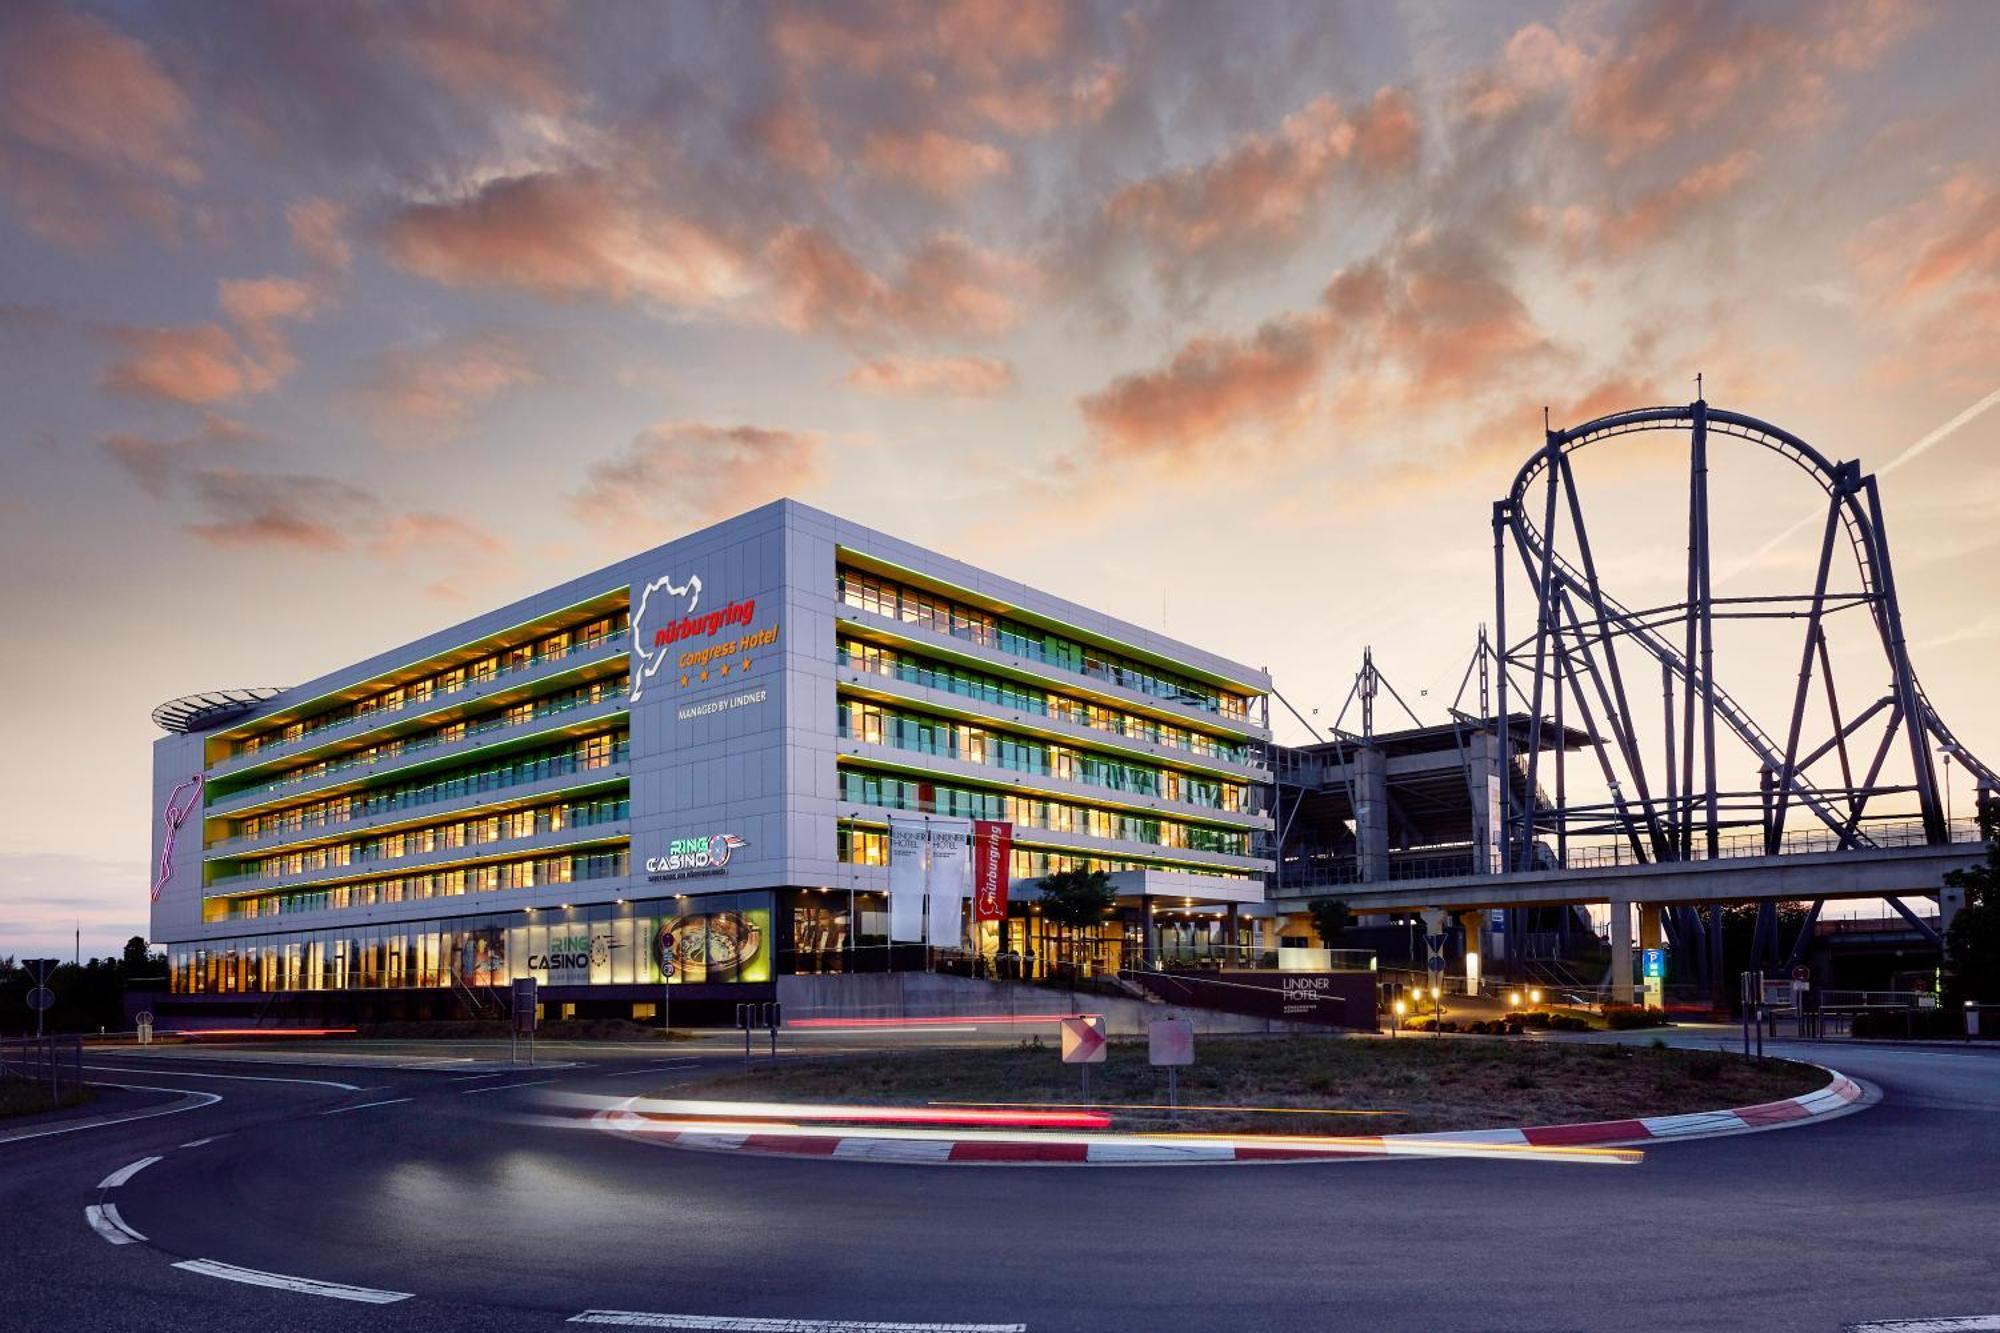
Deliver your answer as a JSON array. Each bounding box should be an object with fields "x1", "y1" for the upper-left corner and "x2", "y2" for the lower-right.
[{"x1": 150, "y1": 500, "x2": 1275, "y2": 1022}]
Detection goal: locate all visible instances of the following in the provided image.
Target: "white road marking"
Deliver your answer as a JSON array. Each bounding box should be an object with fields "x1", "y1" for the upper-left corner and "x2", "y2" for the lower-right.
[
  {"x1": 85, "y1": 1203, "x2": 147, "y2": 1245},
  {"x1": 599, "y1": 1062, "x2": 704, "y2": 1078},
  {"x1": 319, "y1": 1097, "x2": 412, "y2": 1116},
  {"x1": 84, "y1": 1064, "x2": 361, "y2": 1091},
  {"x1": 0, "y1": 1083, "x2": 220, "y2": 1145},
  {"x1": 1847, "y1": 1319, "x2": 2000, "y2": 1332},
  {"x1": 568, "y1": 1313, "x2": 1025, "y2": 1331},
  {"x1": 449, "y1": 1071, "x2": 507, "y2": 1082},
  {"x1": 171, "y1": 1259, "x2": 414, "y2": 1304},
  {"x1": 460, "y1": 1078, "x2": 557, "y2": 1096},
  {"x1": 180, "y1": 1137, "x2": 220, "y2": 1149},
  {"x1": 97, "y1": 1156, "x2": 162, "y2": 1190}
]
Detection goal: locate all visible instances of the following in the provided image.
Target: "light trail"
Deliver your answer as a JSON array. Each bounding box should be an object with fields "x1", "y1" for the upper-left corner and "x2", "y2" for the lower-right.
[
  {"x1": 619, "y1": 1096, "x2": 1112, "y2": 1130},
  {"x1": 788, "y1": 1008, "x2": 1088, "y2": 1024},
  {"x1": 927, "y1": 1099, "x2": 1404, "y2": 1118}
]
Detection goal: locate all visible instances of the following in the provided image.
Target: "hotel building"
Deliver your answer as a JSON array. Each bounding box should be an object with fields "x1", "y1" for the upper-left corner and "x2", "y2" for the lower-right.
[{"x1": 150, "y1": 501, "x2": 1276, "y2": 1023}]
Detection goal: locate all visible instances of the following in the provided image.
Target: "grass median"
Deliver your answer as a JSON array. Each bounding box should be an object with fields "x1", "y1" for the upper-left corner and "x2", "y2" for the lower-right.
[{"x1": 677, "y1": 1035, "x2": 1827, "y2": 1135}]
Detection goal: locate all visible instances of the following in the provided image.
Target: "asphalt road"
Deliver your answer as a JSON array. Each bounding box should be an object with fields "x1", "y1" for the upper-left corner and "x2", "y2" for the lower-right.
[{"x1": 3, "y1": 1027, "x2": 1996, "y2": 1332}]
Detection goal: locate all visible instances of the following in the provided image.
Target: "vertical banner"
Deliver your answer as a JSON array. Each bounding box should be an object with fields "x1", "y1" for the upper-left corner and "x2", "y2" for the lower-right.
[
  {"x1": 927, "y1": 820, "x2": 971, "y2": 946},
  {"x1": 888, "y1": 816, "x2": 929, "y2": 943},
  {"x1": 971, "y1": 820, "x2": 1014, "y2": 922}
]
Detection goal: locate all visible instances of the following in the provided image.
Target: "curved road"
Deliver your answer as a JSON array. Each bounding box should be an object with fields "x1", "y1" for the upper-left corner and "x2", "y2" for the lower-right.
[{"x1": 4, "y1": 1031, "x2": 1997, "y2": 1332}]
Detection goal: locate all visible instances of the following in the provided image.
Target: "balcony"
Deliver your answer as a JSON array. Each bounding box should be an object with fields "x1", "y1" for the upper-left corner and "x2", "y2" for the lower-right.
[
  {"x1": 205, "y1": 690, "x2": 629, "y2": 818},
  {"x1": 208, "y1": 629, "x2": 631, "y2": 780},
  {"x1": 203, "y1": 747, "x2": 630, "y2": 859},
  {"x1": 835, "y1": 797, "x2": 1271, "y2": 876},
  {"x1": 835, "y1": 735, "x2": 1272, "y2": 831},
  {"x1": 835, "y1": 659, "x2": 1269, "y2": 783},
  {"x1": 835, "y1": 606, "x2": 1270, "y2": 741},
  {"x1": 204, "y1": 815, "x2": 631, "y2": 898}
]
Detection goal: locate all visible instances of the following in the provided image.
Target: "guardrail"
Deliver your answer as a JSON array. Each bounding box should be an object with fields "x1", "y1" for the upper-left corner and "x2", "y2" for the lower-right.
[{"x1": 0, "y1": 1035, "x2": 84, "y2": 1100}]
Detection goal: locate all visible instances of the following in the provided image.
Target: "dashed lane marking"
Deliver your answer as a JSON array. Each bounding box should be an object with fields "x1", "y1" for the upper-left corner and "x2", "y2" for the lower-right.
[
  {"x1": 1846, "y1": 1319, "x2": 2000, "y2": 1331},
  {"x1": 568, "y1": 1313, "x2": 1026, "y2": 1331},
  {"x1": 460, "y1": 1078, "x2": 557, "y2": 1096},
  {"x1": 320, "y1": 1098, "x2": 413, "y2": 1116},
  {"x1": 598, "y1": 1062, "x2": 704, "y2": 1078},
  {"x1": 85, "y1": 1203, "x2": 147, "y2": 1245},
  {"x1": 83, "y1": 1064, "x2": 362, "y2": 1091},
  {"x1": 97, "y1": 1156, "x2": 162, "y2": 1190},
  {"x1": 448, "y1": 1072, "x2": 508, "y2": 1082},
  {"x1": 171, "y1": 1259, "x2": 414, "y2": 1304},
  {"x1": 179, "y1": 1137, "x2": 220, "y2": 1149}
]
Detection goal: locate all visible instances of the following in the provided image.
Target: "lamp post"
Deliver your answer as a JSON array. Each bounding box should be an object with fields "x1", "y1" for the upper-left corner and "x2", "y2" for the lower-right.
[
  {"x1": 1393, "y1": 997, "x2": 1406, "y2": 1038},
  {"x1": 1431, "y1": 984, "x2": 1443, "y2": 1037}
]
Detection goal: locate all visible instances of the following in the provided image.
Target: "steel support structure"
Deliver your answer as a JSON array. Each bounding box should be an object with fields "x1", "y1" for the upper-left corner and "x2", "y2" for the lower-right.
[{"x1": 1487, "y1": 399, "x2": 1993, "y2": 991}]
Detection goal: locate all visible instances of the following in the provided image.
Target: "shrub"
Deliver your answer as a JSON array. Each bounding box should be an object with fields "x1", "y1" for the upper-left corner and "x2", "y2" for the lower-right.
[
  {"x1": 1603, "y1": 1005, "x2": 1670, "y2": 1030},
  {"x1": 1547, "y1": 1014, "x2": 1592, "y2": 1032}
]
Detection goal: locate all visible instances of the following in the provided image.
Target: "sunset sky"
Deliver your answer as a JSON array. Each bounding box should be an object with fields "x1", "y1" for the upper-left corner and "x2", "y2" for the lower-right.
[{"x1": 1, "y1": 0, "x2": 1995, "y2": 957}]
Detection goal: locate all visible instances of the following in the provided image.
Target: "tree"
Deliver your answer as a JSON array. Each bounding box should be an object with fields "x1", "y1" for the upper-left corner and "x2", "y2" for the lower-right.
[
  {"x1": 1945, "y1": 802, "x2": 2000, "y2": 1004},
  {"x1": 122, "y1": 936, "x2": 151, "y2": 973},
  {"x1": 1307, "y1": 897, "x2": 1353, "y2": 949},
  {"x1": 1036, "y1": 869, "x2": 1117, "y2": 975}
]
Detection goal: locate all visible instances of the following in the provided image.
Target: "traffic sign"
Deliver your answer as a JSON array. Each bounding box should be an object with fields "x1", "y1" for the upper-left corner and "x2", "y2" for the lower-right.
[
  {"x1": 512, "y1": 978, "x2": 538, "y2": 1033},
  {"x1": 655, "y1": 925, "x2": 677, "y2": 979},
  {"x1": 1642, "y1": 948, "x2": 1666, "y2": 980},
  {"x1": 1060, "y1": 1015, "x2": 1106, "y2": 1064},
  {"x1": 1148, "y1": 1018, "x2": 1193, "y2": 1067},
  {"x1": 26, "y1": 987, "x2": 54, "y2": 1012},
  {"x1": 1791, "y1": 965, "x2": 1810, "y2": 983}
]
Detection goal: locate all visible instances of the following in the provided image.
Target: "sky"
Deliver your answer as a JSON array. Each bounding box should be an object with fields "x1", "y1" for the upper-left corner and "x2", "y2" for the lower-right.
[{"x1": 0, "y1": 0, "x2": 1995, "y2": 959}]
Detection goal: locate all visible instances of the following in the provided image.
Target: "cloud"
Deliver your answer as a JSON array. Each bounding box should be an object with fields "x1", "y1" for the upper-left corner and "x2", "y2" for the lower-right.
[
  {"x1": 183, "y1": 469, "x2": 380, "y2": 551},
  {"x1": 1080, "y1": 314, "x2": 1332, "y2": 465},
  {"x1": 396, "y1": 0, "x2": 577, "y2": 116},
  {"x1": 288, "y1": 197, "x2": 351, "y2": 273},
  {"x1": 1850, "y1": 170, "x2": 2000, "y2": 391},
  {"x1": 98, "y1": 324, "x2": 272, "y2": 406},
  {"x1": 1567, "y1": 149, "x2": 1760, "y2": 257},
  {"x1": 371, "y1": 510, "x2": 506, "y2": 561},
  {"x1": 571, "y1": 422, "x2": 823, "y2": 536},
  {"x1": 385, "y1": 170, "x2": 754, "y2": 313},
  {"x1": 861, "y1": 129, "x2": 1012, "y2": 195},
  {"x1": 1097, "y1": 87, "x2": 1418, "y2": 294},
  {"x1": 0, "y1": 1, "x2": 199, "y2": 247},
  {"x1": 1572, "y1": 0, "x2": 1926, "y2": 166},
  {"x1": 843, "y1": 354, "x2": 1015, "y2": 397},
  {"x1": 756, "y1": 93, "x2": 838, "y2": 179},
  {"x1": 1076, "y1": 229, "x2": 1553, "y2": 466},
  {"x1": 357, "y1": 329, "x2": 544, "y2": 442},
  {"x1": 100, "y1": 413, "x2": 260, "y2": 497},
  {"x1": 216, "y1": 276, "x2": 321, "y2": 379},
  {"x1": 768, "y1": 228, "x2": 1033, "y2": 341}
]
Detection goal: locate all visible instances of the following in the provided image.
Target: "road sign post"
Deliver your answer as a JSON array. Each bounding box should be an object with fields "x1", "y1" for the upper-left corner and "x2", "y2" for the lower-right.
[
  {"x1": 1060, "y1": 1014, "x2": 1107, "y2": 1103},
  {"x1": 512, "y1": 977, "x2": 538, "y2": 1065},
  {"x1": 1148, "y1": 1018, "x2": 1193, "y2": 1113},
  {"x1": 25, "y1": 959, "x2": 58, "y2": 1039},
  {"x1": 1642, "y1": 948, "x2": 1666, "y2": 1011}
]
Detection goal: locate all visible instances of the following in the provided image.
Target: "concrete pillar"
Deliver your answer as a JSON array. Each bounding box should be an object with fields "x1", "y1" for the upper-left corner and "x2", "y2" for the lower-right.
[
  {"x1": 1465, "y1": 730, "x2": 1504, "y2": 874},
  {"x1": 1609, "y1": 900, "x2": 1634, "y2": 1004},
  {"x1": 1639, "y1": 904, "x2": 1663, "y2": 950},
  {"x1": 1354, "y1": 745, "x2": 1390, "y2": 882},
  {"x1": 1458, "y1": 910, "x2": 1486, "y2": 993}
]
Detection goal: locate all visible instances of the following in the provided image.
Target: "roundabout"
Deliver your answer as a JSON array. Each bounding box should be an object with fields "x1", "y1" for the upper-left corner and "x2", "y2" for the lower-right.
[{"x1": 5, "y1": 1028, "x2": 1997, "y2": 1332}]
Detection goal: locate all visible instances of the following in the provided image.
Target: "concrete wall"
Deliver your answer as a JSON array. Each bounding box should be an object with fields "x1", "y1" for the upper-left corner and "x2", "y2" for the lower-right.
[{"x1": 777, "y1": 971, "x2": 1326, "y2": 1036}]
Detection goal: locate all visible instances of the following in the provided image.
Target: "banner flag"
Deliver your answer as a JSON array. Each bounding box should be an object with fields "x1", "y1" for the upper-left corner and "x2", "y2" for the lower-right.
[
  {"x1": 888, "y1": 816, "x2": 929, "y2": 943},
  {"x1": 971, "y1": 820, "x2": 1013, "y2": 922},
  {"x1": 926, "y1": 820, "x2": 972, "y2": 946}
]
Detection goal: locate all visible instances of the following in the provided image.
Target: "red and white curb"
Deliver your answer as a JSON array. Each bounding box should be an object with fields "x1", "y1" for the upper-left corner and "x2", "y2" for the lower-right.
[{"x1": 594, "y1": 1068, "x2": 1871, "y2": 1166}]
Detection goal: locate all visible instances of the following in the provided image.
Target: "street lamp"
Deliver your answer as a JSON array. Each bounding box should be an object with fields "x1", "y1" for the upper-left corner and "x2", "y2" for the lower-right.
[
  {"x1": 1509, "y1": 990, "x2": 1523, "y2": 1010},
  {"x1": 1430, "y1": 984, "x2": 1442, "y2": 1037},
  {"x1": 1393, "y1": 997, "x2": 1407, "y2": 1037},
  {"x1": 1529, "y1": 988, "x2": 1543, "y2": 1006}
]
